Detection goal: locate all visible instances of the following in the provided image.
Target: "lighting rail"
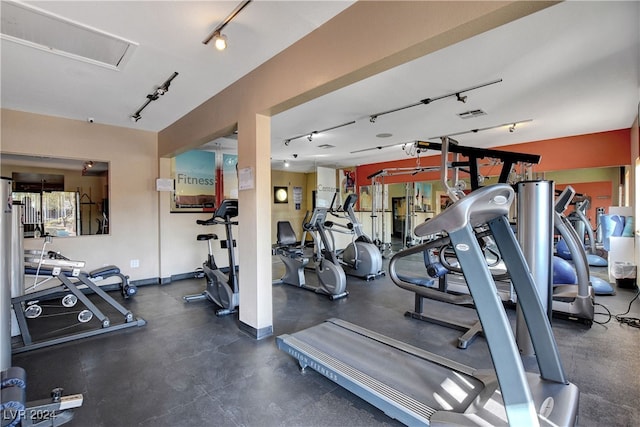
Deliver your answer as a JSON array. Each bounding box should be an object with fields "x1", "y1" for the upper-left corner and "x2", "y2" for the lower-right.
[
  {"x1": 368, "y1": 78, "x2": 503, "y2": 123},
  {"x1": 284, "y1": 121, "x2": 356, "y2": 146},
  {"x1": 130, "y1": 72, "x2": 179, "y2": 123}
]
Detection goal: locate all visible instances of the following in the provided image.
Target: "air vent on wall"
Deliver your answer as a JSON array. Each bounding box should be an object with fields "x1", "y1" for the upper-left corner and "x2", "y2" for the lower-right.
[
  {"x1": 458, "y1": 109, "x2": 487, "y2": 119},
  {"x1": 0, "y1": 1, "x2": 137, "y2": 70}
]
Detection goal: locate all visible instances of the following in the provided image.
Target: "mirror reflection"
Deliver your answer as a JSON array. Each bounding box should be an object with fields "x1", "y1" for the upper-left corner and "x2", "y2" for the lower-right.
[{"x1": 1, "y1": 154, "x2": 109, "y2": 237}]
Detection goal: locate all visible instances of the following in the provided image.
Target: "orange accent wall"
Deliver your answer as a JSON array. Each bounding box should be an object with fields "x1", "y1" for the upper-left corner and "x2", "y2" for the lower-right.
[
  {"x1": 356, "y1": 129, "x2": 631, "y2": 187},
  {"x1": 500, "y1": 129, "x2": 630, "y2": 172}
]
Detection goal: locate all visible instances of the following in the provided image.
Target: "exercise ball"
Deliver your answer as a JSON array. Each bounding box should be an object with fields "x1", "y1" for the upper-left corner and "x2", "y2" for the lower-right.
[
  {"x1": 553, "y1": 256, "x2": 577, "y2": 284},
  {"x1": 586, "y1": 254, "x2": 608, "y2": 267},
  {"x1": 556, "y1": 238, "x2": 572, "y2": 260},
  {"x1": 590, "y1": 276, "x2": 615, "y2": 296}
]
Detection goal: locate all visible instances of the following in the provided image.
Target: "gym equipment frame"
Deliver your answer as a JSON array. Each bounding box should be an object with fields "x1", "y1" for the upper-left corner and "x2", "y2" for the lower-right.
[
  {"x1": 278, "y1": 184, "x2": 579, "y2": 426},
  {"x1": 12, "y1": 259, "x2": 146, "y2": 354}
]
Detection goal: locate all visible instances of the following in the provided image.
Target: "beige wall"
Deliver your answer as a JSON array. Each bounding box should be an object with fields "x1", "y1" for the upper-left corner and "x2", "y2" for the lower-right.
[
  {"x1": 1, "y1": 109, "x2": 159, "y2": 281},
  {"x1": 157, "y1": 157, "x2": 240, "y2": 281},
  {"x1": 271, "y1": 170, "x2": 308, "y2": 244}
]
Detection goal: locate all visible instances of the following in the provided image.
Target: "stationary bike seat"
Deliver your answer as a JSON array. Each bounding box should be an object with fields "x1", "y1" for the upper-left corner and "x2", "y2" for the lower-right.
[{"x1": 197, "y1": 233, "x2": 218, "y2": 241}]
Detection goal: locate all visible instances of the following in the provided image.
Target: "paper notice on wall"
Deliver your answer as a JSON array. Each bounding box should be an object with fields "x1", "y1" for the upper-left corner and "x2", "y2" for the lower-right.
[
  {"x1": 293, "y1": 186, "x2": 302, "y2": 210},
  {"x1": 238, "y1": 167, "x2": 254, "y2": 190}
]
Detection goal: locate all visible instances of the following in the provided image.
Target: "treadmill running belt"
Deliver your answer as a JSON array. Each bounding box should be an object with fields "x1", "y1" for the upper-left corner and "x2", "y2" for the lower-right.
[{"x1": 281, "y1": 320, "x2": 484, "y2": 413}]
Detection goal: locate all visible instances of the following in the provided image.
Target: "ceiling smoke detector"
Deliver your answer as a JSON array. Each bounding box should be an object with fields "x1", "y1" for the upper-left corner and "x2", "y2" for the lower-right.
[{"x1": 457, "y1": 109, "x2": 487, "y2": 119}]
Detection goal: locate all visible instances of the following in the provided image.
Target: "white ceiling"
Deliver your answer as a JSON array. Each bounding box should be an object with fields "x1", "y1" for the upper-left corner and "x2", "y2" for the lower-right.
[{"x1": 2, "y1": 1, "x2": 639, "y2": 174}]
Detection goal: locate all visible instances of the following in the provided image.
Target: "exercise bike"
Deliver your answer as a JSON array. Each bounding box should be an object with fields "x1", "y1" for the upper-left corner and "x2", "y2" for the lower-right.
[
  {"x1": 184, "y1": 199, "x2": 239, "y2": 316},
  {"x1": 325, "y1": 193, "x2": 384, "y2": 281}
]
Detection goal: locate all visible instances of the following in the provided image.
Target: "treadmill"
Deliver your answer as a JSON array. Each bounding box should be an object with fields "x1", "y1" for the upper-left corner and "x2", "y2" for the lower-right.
[{"x1": 277, "y1": 184, "x2": 579, "y2": 426}]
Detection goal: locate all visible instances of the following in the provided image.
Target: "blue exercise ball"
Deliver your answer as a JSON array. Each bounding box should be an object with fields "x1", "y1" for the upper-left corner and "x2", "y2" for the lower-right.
[
  {"x1": 556, "y1": 238, "x2": 573, "y2": 260},
  {"x1": 553, "y1": 256, "x2": 577, "y2": 284},
  {"x1": 590, "y1": 276, "x2": 615, "y2": 295},
  {"x1": 586, "y1": 254, "x2": 608, "y2": 267}
]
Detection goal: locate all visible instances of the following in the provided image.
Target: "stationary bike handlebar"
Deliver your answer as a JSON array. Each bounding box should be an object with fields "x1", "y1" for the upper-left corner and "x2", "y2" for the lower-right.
[
  {"x1": 197, "y1": 217, "x2": 238, "y2": 226},
  {"x1": 196, "y1": 199, "x2": 239, "y2": 226}
]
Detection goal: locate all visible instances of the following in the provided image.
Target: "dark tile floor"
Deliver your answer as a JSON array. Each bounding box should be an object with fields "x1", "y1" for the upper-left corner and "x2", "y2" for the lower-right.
[{"x1": 10, "y1": 256, "x2": 640, "y2": 426}]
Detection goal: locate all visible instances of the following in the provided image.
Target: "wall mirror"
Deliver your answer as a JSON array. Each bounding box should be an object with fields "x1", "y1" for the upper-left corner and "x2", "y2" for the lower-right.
[{"x1": 1, "y1": 153, "x2": 109, "y2": 237}]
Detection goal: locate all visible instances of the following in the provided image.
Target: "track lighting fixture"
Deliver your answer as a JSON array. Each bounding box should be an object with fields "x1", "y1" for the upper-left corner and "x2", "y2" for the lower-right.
[
  {"x1": 129, "y1": 72, "x2": 179, "y2": 123},
  {"x1": 82, "y1": 160, "x2": 95, "y2": 175},
  {"x1": 427, "y1": 119, "x2": 533, "y2": 140},
  {"x1": 213, "y1": 31, "x2": 228, "y2": 50},
  {"x1": 283, "y1": 121, "x2": 355, "y2": 146},
  {"x1": 368, "y1": 78, "x2": 502, "y2": 123},
  {"x1": 203, "y1": 1, "x2": 252, "y2": 50},
  {"x1": 351, "y1": 119, "x2": 533, "y2": 155}
]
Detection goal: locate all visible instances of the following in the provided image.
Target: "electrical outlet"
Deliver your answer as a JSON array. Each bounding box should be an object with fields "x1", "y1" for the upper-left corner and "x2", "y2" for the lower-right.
[{"x1": 130, "y1": 259, "x2": 140, "y2": 268}]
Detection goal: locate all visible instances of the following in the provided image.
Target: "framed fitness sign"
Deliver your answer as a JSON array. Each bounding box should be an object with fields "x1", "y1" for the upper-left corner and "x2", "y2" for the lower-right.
[{"x1": 170, "y1": 150, "x2": 216, "y2": 213}]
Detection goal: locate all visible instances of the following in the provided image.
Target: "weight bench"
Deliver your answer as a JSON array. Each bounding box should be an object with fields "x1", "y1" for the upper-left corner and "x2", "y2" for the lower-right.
[{"x1": 24, "y1": 264, "x2": 137, "y2": 299}]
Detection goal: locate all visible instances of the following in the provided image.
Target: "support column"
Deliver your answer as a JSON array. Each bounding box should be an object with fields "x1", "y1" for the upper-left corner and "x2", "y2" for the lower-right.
[
  {"x1": 237, "y1": 113, "x2": 273, "y2": 339},
  {"x1": 515, "y1": 180, "x2": 554, "y2": 356},
  {"x1": 1, "y1": 177, "x2": 13, "y2": 370}
]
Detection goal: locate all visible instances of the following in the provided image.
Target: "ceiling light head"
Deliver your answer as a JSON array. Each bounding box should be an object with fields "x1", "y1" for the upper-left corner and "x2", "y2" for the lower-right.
[
  {"x1": 369, "y1": 116, "x2": 377, "y2": 123},
  {"x1": 456, "y1": 93, "x2": 467, "y2": 103},
  {"x1": 130, "y1": 114, "x2": 141, "y2": 123},
  {"x1": 509, "y1": 123, "x2": 516, "y2": 133},
  {"x1": 307, "y1": 134, "x2": 313, "y2": 142},
  {"x1": 213, "y1": 32, "x2": 227, "y2": 50}
]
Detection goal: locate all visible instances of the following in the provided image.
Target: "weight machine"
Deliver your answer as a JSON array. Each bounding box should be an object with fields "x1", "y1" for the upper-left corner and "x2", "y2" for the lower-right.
[
  {"x1": 10, "y1": 230, "x2": 145, "y2": 354},
  {"x1": 2, "y1": 176, "x2": 83, "y2": 426},
  {"x1": 365, "y1": 137, "x2": 539, "y2": 253},
  {"x1": 388, "y1": 137, "x2": 542, "y2": 348}
]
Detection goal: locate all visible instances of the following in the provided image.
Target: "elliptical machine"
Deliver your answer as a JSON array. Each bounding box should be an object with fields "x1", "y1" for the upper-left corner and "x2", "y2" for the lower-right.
[
  {"x1": 325, "y1": 193, "x2": 384, "y2": 281},
  {"x1": 274, "y1": 216, "x2": 348, "y2": 300},
  {"x1": 298, "y1": 208, "x2": 348, "y2": 300},
  {"x1": 184, "y1": 199, "x2": 239, "y2": 316}
]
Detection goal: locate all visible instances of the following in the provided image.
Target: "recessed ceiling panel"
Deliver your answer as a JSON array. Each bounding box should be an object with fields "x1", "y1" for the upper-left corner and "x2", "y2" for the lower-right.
[{"x1": 0, "y1": 0, "x2": 137, "y2": 70}]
